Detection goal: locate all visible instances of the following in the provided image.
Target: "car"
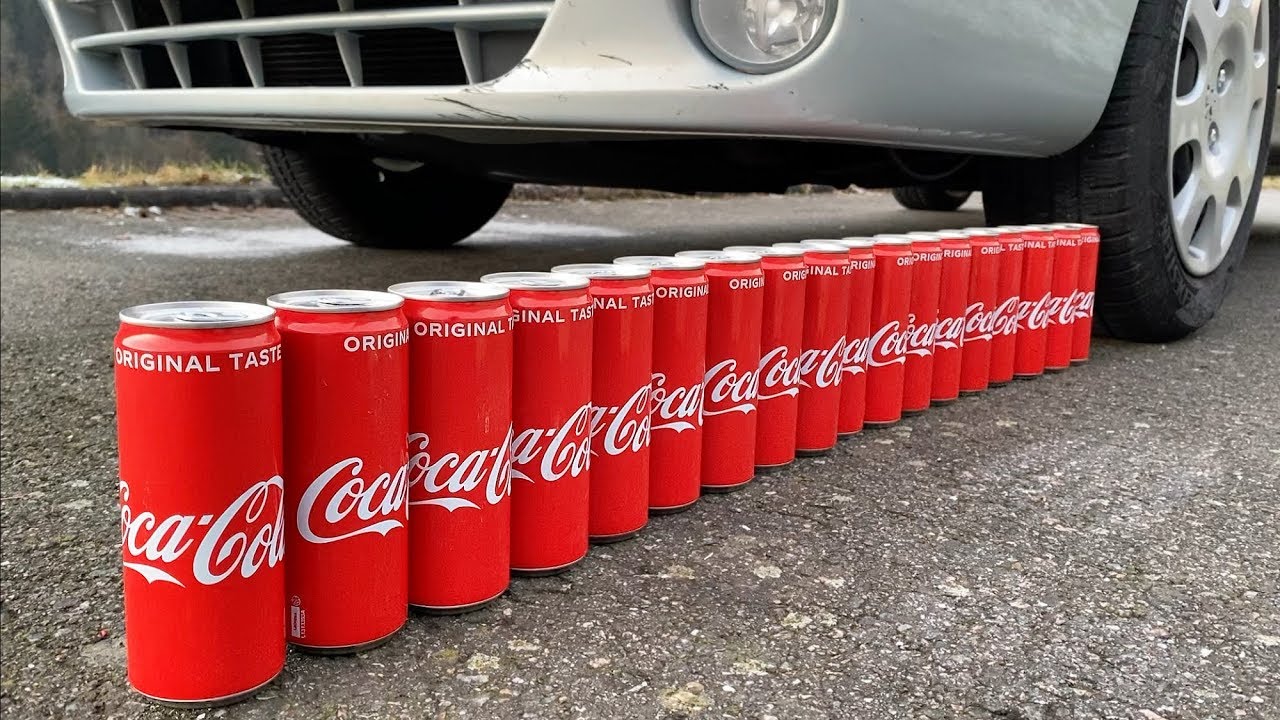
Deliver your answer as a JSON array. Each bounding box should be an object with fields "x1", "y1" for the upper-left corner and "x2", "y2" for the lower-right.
[{"x1": 38, "y1": 0, "x2": 1276, "y2": 342}]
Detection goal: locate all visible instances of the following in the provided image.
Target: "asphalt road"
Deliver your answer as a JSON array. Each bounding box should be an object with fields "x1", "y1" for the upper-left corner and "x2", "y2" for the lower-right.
[{"x1": 2, "y1": 191, "x2": 1278, "y2": 720}]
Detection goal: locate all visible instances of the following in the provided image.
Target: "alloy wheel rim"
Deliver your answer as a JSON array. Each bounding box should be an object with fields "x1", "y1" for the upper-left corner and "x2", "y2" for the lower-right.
[{"x1": 1169, "y1": 0, "x2": 1271, "y2": 276}]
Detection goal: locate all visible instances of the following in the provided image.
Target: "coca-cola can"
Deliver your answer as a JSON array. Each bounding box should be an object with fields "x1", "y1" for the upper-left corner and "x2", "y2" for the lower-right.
[
  {"x1": 789, "y1": 240, "x2": 853, "y2": 454},
  {"x1": 831, "y1": 238, "x2": 876, "y2": 435},
  {"x1": 959, "y1": 228, "x2": 1003, "y2": 395},
  {"x1": 1060, "y1": 223, "x2": 1101, "y2": 364},
  {"x1": 614, "y1": 256, "x2": 708, "y2": 514},
  {"x1": 925, "y1": 231, "x2": 972, "y2": 405},
  {"x1": 115, "y1": 301, "x2": 284, "y2": 706},
  {"x1": 901, "y1": 234, "x2": 943, "y2": 414},
  {"x1": 267, "y1": 290, "x2": 409, "y2": 652},
  {"x1": 1045, "y1": 225, "x2": 1082, "y2": 371},
  {"x1": 674, "y1": 250, "x2": 764, "y2": 491},
  {"x1": 480, "y1": 272, "x2": 593, "y2": 576},
  {"x1": 552, "y1": 263, "x2": 655, "y2": 543},
  {"x1": 864, "y1": 235, "x2": 914, "y2": 427},
  {"x1": 389, "y1": 281, "x2": 513, "y2": 613},
  {"x1": 1014, "y1": 225, "x2": 1056, "y2": 378},
  {"x1": 988, "y1": 229, "x2": 1027, "y2": 386},
  {"x1": 723, "y1": 245, "x2": 806, "y2": 470}
]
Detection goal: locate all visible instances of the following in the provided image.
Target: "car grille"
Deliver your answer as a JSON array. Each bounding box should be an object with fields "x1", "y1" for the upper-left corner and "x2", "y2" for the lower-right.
[{"x1": 57, "y1": 0, "x2": 553, "y2": 90}]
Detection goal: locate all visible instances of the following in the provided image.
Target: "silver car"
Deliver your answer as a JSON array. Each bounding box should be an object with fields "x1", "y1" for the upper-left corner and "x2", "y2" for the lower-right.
[{"x1": 39, "y1": 0, "x2": 1277, "y2": 341}]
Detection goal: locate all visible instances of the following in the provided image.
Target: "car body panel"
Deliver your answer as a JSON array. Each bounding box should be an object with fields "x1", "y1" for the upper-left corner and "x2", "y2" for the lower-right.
[{"x1": 42, "y1": 0, "x2": 1140, "y2": 157}]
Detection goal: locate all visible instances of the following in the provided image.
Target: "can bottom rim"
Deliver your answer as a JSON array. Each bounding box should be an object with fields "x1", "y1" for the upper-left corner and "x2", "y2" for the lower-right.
[
  {"x1": 837, "y1": 429, "x2": 863, "y2": 439},
  {"x1": 930, "y1": 397, "x2": 958, "y2": 406},
  {"x1": 901, "y1": 407, "x2": 929, "y2": 416},
  {"x1": 795, "y1": 447, "x2": 834, "y2": 457},
  {"x1": 133, "y1": 668, "x2": 282, "y2": 708},
  {"x1": 862, "y1": 419, "x2": 901, "y2": 428},
  {"x1": 590, "y1": 524, "x2": 647, "y2": 545},
  {"x1": 1070, "y1": 358, "x2": 1090, "y2": 365},
  {"x1": 411, "y1": 586, "x2": 509, "y2": 615},
  {"x1": 512, "y1": 554, "x2": 586, "y2": 578},
  {"x1": 649, "y1": 499, "x2": 699, "y2": 515},
  {"x1": 292, "y1": 621, "x2": 405, "y2": 656},
  {"x1": 701, "y1": 477, "x2": 754, "y2": 494}
]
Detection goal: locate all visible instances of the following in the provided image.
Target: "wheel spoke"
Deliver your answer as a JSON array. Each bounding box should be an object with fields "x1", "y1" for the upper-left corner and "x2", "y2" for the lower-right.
[
  {"x1": 1172, "y1": 172, "x2": 1211, "y2": 253},
  {"x1": 1186, "y1": 0, "x2": 1227, "y2": 55},
  {"x1": 1169, "y1": 94, "x2": 1207, "y2": 151}
]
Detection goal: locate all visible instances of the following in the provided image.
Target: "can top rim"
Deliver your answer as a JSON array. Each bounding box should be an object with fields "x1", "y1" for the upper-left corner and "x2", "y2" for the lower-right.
[
  {"x1": 480, "y1": 271, "x2": 590, "y2": 290},
  {"x1": 266, "y1": 289, "x2": 404, "y2": 313},
  {"x1": 872, "y1": 234, "x2": 915, "y2": 246},
  {"x1": 675, "y1": 250, "x2": 761, "y2": 264},
  {"x1": 550, "y1": 263, "x2": 652, "y2": 279},
  {"x1": 797, "y1": 240, "x2": 849, "y2": 253},
  {"x1": 724, "y1": 244, "x2": 805, "y2": 257},
  {"x1": 613, "y1": 255, "x2": 706, "y2": 270},
  {"x1": 833, "y1": 237, "x2": 875, "y2": 248},
  {"x1": 1047, "y1": 222, "x2": 1093, "y2": 231},
  {"x1": 962, "y1": 227, "x2": 1004, "y2": 236},
  {"x1": 119, "y1": 301, "x2": 275, "y2": 329},
  {"x1": 388, "y1": 281, "x2": 510, "y2": 302},
  {"x1": 1020, "y1": 224, "x2": 1060, "y2": 232}
]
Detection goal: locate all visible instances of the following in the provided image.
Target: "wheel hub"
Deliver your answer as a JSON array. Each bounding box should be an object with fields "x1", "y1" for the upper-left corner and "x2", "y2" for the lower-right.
[{"x1": 1168, "y1": 0, "x2": 1271, "y2": 276}]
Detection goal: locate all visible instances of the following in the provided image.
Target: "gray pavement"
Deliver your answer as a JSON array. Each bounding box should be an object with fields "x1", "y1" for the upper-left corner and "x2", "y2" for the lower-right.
[{"x1": 1, "y1": 191, "x2": 1278, "y2": 720}]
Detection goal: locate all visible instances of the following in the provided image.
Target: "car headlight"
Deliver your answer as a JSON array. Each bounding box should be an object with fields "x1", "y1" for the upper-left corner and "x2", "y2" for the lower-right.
[{"x1": 692, "y1": 0, "x2": 837, "y2": 74}]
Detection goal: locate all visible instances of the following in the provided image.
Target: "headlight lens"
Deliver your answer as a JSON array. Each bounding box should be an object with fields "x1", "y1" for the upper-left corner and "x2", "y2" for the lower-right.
[{"x1": 693, "y1": 0, "x2": 836, "y2": 74}]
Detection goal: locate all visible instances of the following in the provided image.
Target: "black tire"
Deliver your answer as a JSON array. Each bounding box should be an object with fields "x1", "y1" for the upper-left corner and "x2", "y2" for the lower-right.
[
  {"x1": 261, "y1": 145, "x2": 512, "y2": 249},
  {"x1": 983, "y1": 0, "x2": 1278, "y2": 342},
  {"x1": 891, "y1": 186, "x2": 972, "y2": 212}
]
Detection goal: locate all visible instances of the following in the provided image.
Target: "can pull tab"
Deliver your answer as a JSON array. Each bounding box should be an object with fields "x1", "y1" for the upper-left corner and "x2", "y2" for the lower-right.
[
  {"x1": 172, "y1": 310, "x2": 249, "y2": 324},
  {"x1": 314, "y1": 296, "x2": 372, "y2": 308},
  {"x1": 425, "y1": 287, "x2": 468, "y2": 298}
]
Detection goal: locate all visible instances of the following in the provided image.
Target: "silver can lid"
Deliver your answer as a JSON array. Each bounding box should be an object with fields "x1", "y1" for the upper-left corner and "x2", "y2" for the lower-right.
[
  {"x1": 724, "y1": 245, "x2": 805, "y2": 257},
  {"x1": 551, "y1": 263, "x2": 651, "y2": 279},
  {"x1": 119, "y1": 300, "x2": 275, "y2": 329},
  {"x1": 480, "y1": 271, "x2": 590, "y2": 290},
  {"x1": 389, "y1": 281, "x2": 509, "y2": 302},
  {"x1": 992, "y1": 225, "x2": 1029, "y2": 233},
  {"x1": 833, "y1": 237, "x2": 875, "y2": 249},
  {"x1": 675, "y1": 250, "x2": 761, "y2": 264},
  {"x1": 963, "y1": 227, "x2": 1004, "y2": 237},
  {"x1": 267, "y1": 289, "x2": 403, "y2": 313},
  {"x1": 798, "y1": 240, "x2": 849, "y2": 253},
  {"x1": 1051, "y1": 222, "x2": 1097, "y2": 231},
  {"x1": 614, "y1": 255, "x2": 706, "y2": 270},
  {"x1": 873, "y1": 234, "x2": 915, "y2": 246}
]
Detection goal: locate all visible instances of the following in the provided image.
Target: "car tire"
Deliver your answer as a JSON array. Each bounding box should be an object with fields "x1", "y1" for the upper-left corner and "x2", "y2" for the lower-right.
[
  {"x1": 891, "y1": 186, "x2": 972, "y2": 212},
  {"x1": 983, "y1": 0, "x2": 1277, "y2": 342},
  {"x1": 261, "y1": 145, "x2": 512, "y2": 249}
]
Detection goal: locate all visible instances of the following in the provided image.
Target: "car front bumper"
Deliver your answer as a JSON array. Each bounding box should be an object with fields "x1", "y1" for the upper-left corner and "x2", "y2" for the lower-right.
[{"x1": 43, "y1": 0, "x2": 1139, "y2": 157}]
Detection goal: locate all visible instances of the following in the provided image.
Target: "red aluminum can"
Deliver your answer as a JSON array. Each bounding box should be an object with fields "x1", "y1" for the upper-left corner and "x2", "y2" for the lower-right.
[
  {"x1": 832, "y1": 238, "x2": 876, "y2": 435},
  {"x1": 959, "y1": 229, "x2": 1003, "y2": 395},
  {"x1": 864, "y1": 236, "x2": 914, "y2": 427},
  {"x1": 614, "y1": 256, "x2": 708, "y2": 514},
  {"x1": 724, "y1": 245, "x2": 806, "y2": 470},
  {"x1": 553, "y1": 264, "x2": 655, "y2": 543},
  {"x1": 115, "y1": 301, "x2": 284, "y2": 706},
  {"x1": 1014, "y1": 226, "x2": 1056, "y2": 378},
  {"x1": 675, "y1": 250, "x2": 764, "y2": 491},
  {"x1": 901, "y1": 235, "x2": 943, "y2": 414},
  {"x1": 988, "y1": 229, "x2": 1026, "y2": 386},
  {"x1": 389, "y1": 281, "x2": 513, "y2": 613},
  {"x1": 1063, "y1": 223, "x2": 1101, "y2": 364},
  {"x1": 1045, "y1": 225, "x2": 1082, "y2": 371},
  {"x1": 481, "y1": 272, "x2": 593, "y2": 576},
  {"x1": 790, "y1": 240, "x2": 853, "y2": 453},
  {"x1": 267, "y1": 290, "x2": 409, "y2": 652},
  {"x1": 913, "y1": 231, "x2": 971, "y2": 405}
]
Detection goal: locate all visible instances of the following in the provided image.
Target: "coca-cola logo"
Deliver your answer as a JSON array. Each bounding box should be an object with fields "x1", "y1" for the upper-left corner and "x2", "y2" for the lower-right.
[
  {"x1": 589, "y1": 384, "x2": 651, "y2": 456},
  {"x1": 1017, "y1": 292, "x2": 1053, "y2": 332},
  {"x1": 1072, "y1": 290, "x2": 1095, "y2": 320},
  {"x1": 904, "y1": 313, "x2": 935, "y2": 357},
  {"x1": 933, "y1": 315, "x2": 965, "y2": 350},
  {"x1": 297, "y1": 456, "x2": 408, "y2": 544},
  {"x1": 988, "y1": 296, "x2": 1021, "y2": 337},
  {"x1": 840, "y1": 336, "x2": 870, "y2": 377},
  {"x1": 120, "y1": 477, "x2": 284, "y2": 588},
  {"x1": 798, "y1": 337, "x2": 846, "y2": 388},
  {"x1": 511, "y1": 404, "x2": 591, "y2": 483},
  {"x1": 407, "y1": 429, "x2": 511, "y2": 512},
  {"x1": 757, "y1": 345, "x2": 802, "y2": 400},
  {"x1": 703, "y1": 359, "x2": 758, "y2": 416},
  {"x1": 650, "y1": 373, "x2": 702, "y2": 433},
  {"x1": 1049, "y1": 290, "x2": 1089, "y2": 326},
  {"x1": 867, "y1": 321, "x2": 909, "y2": 368},
  {"x1": 963, "y1": 302, "x2": 998, "y2": 343}
]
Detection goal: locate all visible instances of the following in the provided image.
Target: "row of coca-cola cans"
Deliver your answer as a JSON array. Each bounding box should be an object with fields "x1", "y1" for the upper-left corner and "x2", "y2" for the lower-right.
[{"x1": 112, "y1": 222, "x2": 1098, "y2": 706}]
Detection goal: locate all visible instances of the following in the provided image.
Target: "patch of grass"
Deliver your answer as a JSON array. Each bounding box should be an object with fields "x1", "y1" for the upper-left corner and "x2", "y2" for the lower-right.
[{"x1": 77, "y1": 162, "x2": 266, "y2": 188}]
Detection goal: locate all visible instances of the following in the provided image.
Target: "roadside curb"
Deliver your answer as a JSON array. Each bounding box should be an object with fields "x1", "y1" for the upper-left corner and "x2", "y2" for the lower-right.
[{"x1": 0, "y1": 185, "x2": 286, "y2": 211}]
